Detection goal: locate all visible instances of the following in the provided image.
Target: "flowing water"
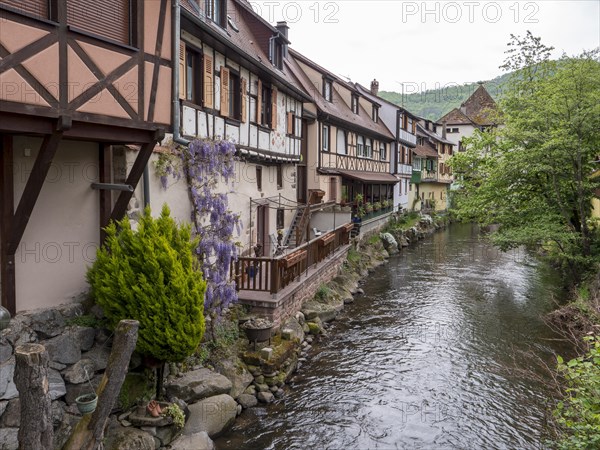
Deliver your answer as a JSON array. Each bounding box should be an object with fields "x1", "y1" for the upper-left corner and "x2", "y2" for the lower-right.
[{"x1": 216, "y1": 224, "x2": 571, "y2": 450}]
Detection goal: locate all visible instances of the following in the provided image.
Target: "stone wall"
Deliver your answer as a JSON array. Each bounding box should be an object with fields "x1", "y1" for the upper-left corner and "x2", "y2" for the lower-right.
[{"x1": 0, "y1": 303, "x2": 112, "y2": 450}]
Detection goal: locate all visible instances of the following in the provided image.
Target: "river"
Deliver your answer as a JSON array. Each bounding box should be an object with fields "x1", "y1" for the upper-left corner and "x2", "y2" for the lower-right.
[{"x1": 216, "y1": 224, "x2": 570, "y2": 449}]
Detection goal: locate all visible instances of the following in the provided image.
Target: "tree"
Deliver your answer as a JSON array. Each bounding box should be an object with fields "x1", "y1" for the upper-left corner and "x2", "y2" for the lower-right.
[
  {"x1": 87, "y1": 205, "x2": 206, "y2": 362},
  {"x1": 450, "y1": 32, "x2": 600, "y2": 277}
]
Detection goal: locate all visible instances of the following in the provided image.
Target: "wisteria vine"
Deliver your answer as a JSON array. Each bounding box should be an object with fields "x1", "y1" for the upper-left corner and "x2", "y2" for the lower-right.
[{"x1": 156, "y1": 139, "x2": 241, "y2": 317}]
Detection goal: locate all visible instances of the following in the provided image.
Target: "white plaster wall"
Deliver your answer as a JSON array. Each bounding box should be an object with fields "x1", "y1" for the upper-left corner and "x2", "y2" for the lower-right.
[{"x1": 13, "y1": 137, "x2": 100, "y2": 312}]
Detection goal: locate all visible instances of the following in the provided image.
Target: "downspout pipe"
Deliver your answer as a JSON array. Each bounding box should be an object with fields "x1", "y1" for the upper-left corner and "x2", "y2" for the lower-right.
[{"x1": 172, "y1": 0, "x2": 190, "y2": 147}]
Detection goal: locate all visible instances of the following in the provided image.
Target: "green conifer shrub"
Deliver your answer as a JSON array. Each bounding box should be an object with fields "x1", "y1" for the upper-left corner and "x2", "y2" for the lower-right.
[{"x1": 87, "y1": 205, "x2": 206, "y2": 362}]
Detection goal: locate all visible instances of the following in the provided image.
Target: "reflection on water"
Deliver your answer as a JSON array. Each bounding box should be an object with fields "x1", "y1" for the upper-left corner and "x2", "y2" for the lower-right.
[{"x1": 216, "y1": 224, "x2": 569, "y2": 450}]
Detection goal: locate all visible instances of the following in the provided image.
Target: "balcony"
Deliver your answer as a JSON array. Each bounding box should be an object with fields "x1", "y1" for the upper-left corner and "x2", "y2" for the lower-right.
[
  {"x1": 421, "y1": 170, "x2": 438, "y2": 182},
  {"x1": 232, "y1": 223, "x2": 353, "y2": 295},
  {"x1": 396, "y1": 164, "x2": 413, "y2": 176},
  {"x1": 399, "y1": 129, "x2": 417, "y2": 147}
]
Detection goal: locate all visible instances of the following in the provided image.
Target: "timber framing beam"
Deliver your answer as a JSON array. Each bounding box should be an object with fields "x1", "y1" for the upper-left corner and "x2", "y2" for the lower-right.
[
  {"x1": 109, "y1": 141, "x2": 155, "y2": 224},
  {"x1": 7, "y1": 130, "x2": 64, "y2": 255},
  {"x1": 1, "y1": 135, "x2": 16, "y2": 315}
]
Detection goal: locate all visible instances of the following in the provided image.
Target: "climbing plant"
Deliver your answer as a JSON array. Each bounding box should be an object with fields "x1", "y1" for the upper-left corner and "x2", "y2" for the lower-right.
[{"x1": 156, "y1": 138, "x2": 241, "y2": 317}]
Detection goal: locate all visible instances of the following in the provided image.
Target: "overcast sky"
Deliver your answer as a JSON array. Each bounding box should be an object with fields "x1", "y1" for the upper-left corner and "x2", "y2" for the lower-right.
[{"x1": 249, "y1": 0, "x2": 600, "y2": 92}]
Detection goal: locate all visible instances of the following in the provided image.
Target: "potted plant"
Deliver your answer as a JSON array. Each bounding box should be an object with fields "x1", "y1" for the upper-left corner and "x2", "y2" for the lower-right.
[
  {"x1": 365, "y1": 202, "x2": 373, "y2": 214},
  {"x1": 373, "y1": 201, "x2": 382, "y2": 211}
]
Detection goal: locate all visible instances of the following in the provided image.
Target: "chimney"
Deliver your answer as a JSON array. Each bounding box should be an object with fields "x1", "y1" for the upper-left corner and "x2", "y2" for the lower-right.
[
  {"x1": 370, "y1": 79, "x2": 379, "y2": 95},
  {"x1": 276, "y1": 21, "x2": 289, "y2": 39},
  {"x1": 276, "y1": 21, "x2": 289, "y2": 57}
]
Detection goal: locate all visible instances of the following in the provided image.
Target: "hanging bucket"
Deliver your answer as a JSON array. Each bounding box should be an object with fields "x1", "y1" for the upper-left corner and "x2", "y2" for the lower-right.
[{"x1": 75, "y1": 393, "x2": 98, "y2": 414}]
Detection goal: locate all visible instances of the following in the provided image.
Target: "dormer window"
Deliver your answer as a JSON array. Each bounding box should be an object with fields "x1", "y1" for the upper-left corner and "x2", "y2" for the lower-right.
[
  {"x1": 323, "y1": 78, "x2": 332, "y2": 102},
  {"x1": 351, "y1": 95, "x2": 359, "y2": 114},
  {"x1": 206, "y1": 0, "x2": 226, "y2": 27},
  {"x1": 372, "y1": 105, "x2": 379, "y2": 122},
  {"x1": 271, "y1": 41, "x2": 284, "y2": 70}
]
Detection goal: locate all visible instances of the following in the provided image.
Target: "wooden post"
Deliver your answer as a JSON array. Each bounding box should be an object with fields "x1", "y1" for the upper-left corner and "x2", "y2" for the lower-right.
[
  {"x1": 63, "y1": 319, "x2": 139, "y2": 450},
  {"x1": 14, "y1": 343, "x2": 53, "y2": 450}
]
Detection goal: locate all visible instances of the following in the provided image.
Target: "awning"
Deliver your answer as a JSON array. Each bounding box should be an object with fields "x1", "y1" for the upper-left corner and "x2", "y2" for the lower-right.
[{"x1": 336, "y1": 170, "x2": 399, "y2": 184}]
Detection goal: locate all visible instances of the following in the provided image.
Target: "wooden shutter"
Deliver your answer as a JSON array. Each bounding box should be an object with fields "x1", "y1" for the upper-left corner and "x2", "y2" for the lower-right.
[
  {"x1": 220, "y1": 67, "x2": 230, "y2": 117},
  {"x1": 287, "y1": 112, "x2": 293, "y2": 134},
  {"x1": 271, "y1": 86, "x2": 278, "y2": 130},
  {"x1": 178, "y1": 42, "x2": 186, "y2": 100},
  {"x1": 67, "y1": 0, "x2": 130, "y2": 45},
  {"x1": 241, "y1": 78, "x2": 247, "y2": 123},
  {"x1": 256, "y1": 79, "x2": 262, "y2": 124},
  {"x1": 3, "y1": 0, "x2": 48, "y2": 18},
  {"x1": 203, "y1": 54, "x2": 214, "y2": 109}
]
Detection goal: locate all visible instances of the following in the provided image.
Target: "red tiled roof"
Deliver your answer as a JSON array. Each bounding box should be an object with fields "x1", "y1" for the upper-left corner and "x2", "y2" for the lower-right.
[
  {"x1": 438, "y1": 85, "x2": 498, "y2": 126},
  {"x1": 438, "y1": 107, "x2": 473, "y2": 125}
]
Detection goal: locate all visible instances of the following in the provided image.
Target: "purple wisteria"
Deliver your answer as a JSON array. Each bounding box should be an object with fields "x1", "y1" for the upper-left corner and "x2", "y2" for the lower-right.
[{"x1": 158, "y1": 139, "x2": 241, "y2": 316}]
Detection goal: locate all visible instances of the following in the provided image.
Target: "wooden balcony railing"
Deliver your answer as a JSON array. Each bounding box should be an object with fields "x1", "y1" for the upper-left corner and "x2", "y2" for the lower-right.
[{"x1": 232, "y1": 223, "x2": 353, "y2": 294}]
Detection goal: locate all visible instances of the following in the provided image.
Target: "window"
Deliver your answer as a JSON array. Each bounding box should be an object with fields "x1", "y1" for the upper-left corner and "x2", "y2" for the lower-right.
[
  {"x1": 380, "y1": 143, "x2": 386, "y2": 160},
  {"x1": 329, "y1": 177, "x2": 337, "y2": 202},
  {"x1": 259, "y1": 83, "x2": 272, "y2": 127},
  {"x1": 287, "y1": 112, "x2": 296, "y2": 135},
  {"x1": 365, "y1": 138, "x2": 372, "y2": 158},
  {"x1": 323, "y1": 79, "x2": 332, "y2": 102},
  {"x1": 65, "y1": 0, "x2": 134, "y2": 46},
  {"x1": 277, "y1": 165, "x2": 283, "y2": 189},
  {"x1": 206, "y1": 0, "x2": 226, "y2": 27},
  {"x1": 272, "y1": 41, "x2": 284, "y2": 70},
  {"x1": 372, "y1": 105, "x2": 379, "y2": 122},
  {"x1": 256, "y1": 166, "x2": 262, "y2": 191},
  {"x1": 351, "y1": 95, "x2": 359, "y2": 114},
  {"x1": 185, "y1": 47, "x2": 202, "y2": 105},
  {"x1": 336, "y1": 129, "x2": 346, "y2": 154},
  {"x1": 322, "y1": 125, "x2": 330, "y2": 152},
  {"x1": 228, "y1": 71, "x2": 241, "y2": 119},
  {"x1": 357, "y1": 136, "x2": 364, "y2": 157}
]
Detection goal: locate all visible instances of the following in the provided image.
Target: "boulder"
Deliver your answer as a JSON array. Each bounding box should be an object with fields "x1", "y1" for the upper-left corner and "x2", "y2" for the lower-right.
[
  {"x1": 48, "y1": 368, "x2": 67, "y2": 400},
  {"x1": 62, "y1": 359, "x2": 95, "y2": 384},
  {"x1": 0, "y1": 428, "x2": 18, "y2": 450},
  {"x1": 43, "y1": 334, "x2": 81, "y2": 365},
  {"x1": 166, "y1": 368, "x2": 232, "y2": 403},
  {"x1": 82, "y1": 345, "x2": 111, "y2": 371},
  {"x1": 26, "y1": 307, "x2": 67, "y2": 339},
  {"x1": 379, "y1": 232, "x2": 399, "y2": 255},
  {"x1": 183, "y1": 394, "x2": 237, "y2": 438},
  {"x1": 0, "y1": 358, "x2": 17, "y2": 400},
  {"x1": 0, "y1": 398, "x2": 19, "y2": 427},
  {"x1": 282, "y1": 316, "x2": 304, "y2": 343},
  {"x1": 51, "y1": 400, "x2": 65, "y2": 427},
  {"x1": 302, "y1": 298, "x2": 344, "y2": 323},
  {"x1": 170, "y1": 432, "x2": 214, "y2": 450},
  {"x1": 0, "y1": 339, "x2": 12, "y2": 364},
  {"x1": 237, "y1": 393, "x2": 258, "y2": 409},
  {"x1": 67, "y1": 326, "x2": 96, "y2": 352},
  {"x1": 213, "y1": 358, "x2": 254, "y2": 400},
  {"x1": 257, "y1": 391, "x2": 274, "y2": 403},
  {"x1": 105, "y1": 426, "x2": 155, "y2": 450}
]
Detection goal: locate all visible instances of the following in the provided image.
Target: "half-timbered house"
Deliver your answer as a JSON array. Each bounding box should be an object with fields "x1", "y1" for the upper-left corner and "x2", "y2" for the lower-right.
[
  {"x1": 0, "y1": 0, "x2": 173, "y2": 314},
  {"x1": 286, "y1": 50, "x2": 396, "y2": 233},
  {"x1": 356, "y1": 80, "x2": 419, "y2": 211},
  {"x1": 173, "y1": 1, "x2": 311, "y2": 256}
]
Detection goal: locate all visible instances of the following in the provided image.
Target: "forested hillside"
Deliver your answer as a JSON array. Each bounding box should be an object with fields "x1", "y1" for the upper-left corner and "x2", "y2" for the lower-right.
[{"x1": 379, "y1": 72, "x2": 511, "y2": 120}]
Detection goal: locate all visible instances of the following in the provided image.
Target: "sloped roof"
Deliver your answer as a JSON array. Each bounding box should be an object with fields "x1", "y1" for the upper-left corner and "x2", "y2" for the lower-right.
[
  {"x1": 180, "y1": 0, "x2": 307, "y2": 99},
  {"x1": 438, "y1": 84, "x2": 498, "y2": 126},
  {"x1": 336, "y1": 170, "x2": 399, "y2": 184},
  {"x1": 438, "y1": 107, "x2": 474, "y2": 125},
  {"x1": 286, "y1": 52, "x2": 394, "y2": 141},
  {"x1": 417, "y1": 123, "x2": 454, "y2": 145},
  {"x1": 413, "y1": 143, "x2": 438, "y2": 158}
]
